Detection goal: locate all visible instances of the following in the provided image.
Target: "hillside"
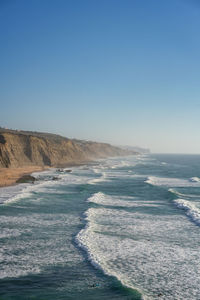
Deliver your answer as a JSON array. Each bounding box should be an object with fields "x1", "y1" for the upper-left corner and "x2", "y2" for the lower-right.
[
  {"x1": 0, "y1": 128, "x2": 135, "y2": 168},
  {"x1": 119, "y1": 145, "x2": 150, "y2": 154}
]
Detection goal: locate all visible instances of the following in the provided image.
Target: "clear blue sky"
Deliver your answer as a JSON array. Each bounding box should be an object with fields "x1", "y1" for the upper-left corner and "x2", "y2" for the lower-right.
[{"x1": 1, "y1": 0, "x2": 200, "y2": 153}]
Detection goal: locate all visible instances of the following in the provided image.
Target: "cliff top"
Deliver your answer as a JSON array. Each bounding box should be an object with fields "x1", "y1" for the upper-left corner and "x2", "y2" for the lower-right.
[
  {"x1": 0, "y1": 127, "x2": 112, "y2": 146},
  {"x1": 0, "y1": 127, "x2": 69, "y2": 144}
]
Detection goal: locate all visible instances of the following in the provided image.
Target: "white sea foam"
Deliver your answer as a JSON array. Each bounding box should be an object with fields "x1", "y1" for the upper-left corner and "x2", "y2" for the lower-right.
[
  {"x1": 93, "y1": 168, "x2": 101, "y2": 174},
  {"x1": 169, "y1": 188, "x2": 199, "y2": 199},
  {"x1": 3, "y1": 180, "x2": 57, "y2": 204},
  {"x1": 0, "y1": 168, "x2": 91, "y2": 204},
  {"x1": 92, "y1": 168, "x2": 146, "y2": 181},
  {"x1": 168, "y1": 188, "x2": 184, "y2": 197},
  {"x1": 109, "y1": 160, "x2": 133, "y2": 169},
  {"x1": 5, "y1": 186, "x2": 34, "y2": 204},
  {"x1": 0, "y1": 183, "x2": 35, "y2": 205},
  {"x1": 88, "y1": 172, "x2": 109, "y2": 185},
  {"x1": 100, "y1": 157, "x2": 138, "y2": 170},
  {"x1": 87, "y1": 192, "x2": 136, "y2": 207},
  {"x1": 0, "y1": 213, "x2": 81, "y2": 279},
  {"x1": 76, "y1": 204, "x2": 200, "y2": 300},
  {"x1": 146, "y1": 176, "x2": 200, "y2": 187},
  {"x1": 31, "y1": 168, "x2": 56, "y2": 178},
  {"x1": 87, "y1": 192, "x2": 158, "y2": 208},
  {"x1": 0, "y1": 185, "x2": 27, "y2": 204},
  {"x1": 118, "y1": 172, "x2": 146, "y2": 179},
  {"x1": 76, "y1": 208, "x2": 146, "y2": 297},
  {"x1": 0, "y1": 168, "x2": 59, "y2": 204},
  {"x1": 190, "y1": 177, "x2": 200, "y2": 182},
  {"x1": 174, "y1": 198, "x2": 200, "y2": 225}
]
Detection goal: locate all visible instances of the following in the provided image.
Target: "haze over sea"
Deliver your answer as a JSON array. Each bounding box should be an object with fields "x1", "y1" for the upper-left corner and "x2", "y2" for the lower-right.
[{"x1": 1, "y1": 154, "x2": 200, "y2": 299}]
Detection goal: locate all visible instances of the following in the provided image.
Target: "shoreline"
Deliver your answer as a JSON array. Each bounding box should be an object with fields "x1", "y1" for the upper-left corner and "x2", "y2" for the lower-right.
[
  {"x1": 0, "y1": 155, "x2": 133, "y2": 188},
  {"x1": 0, "y1": 160, "x2": 96, "y2": 188},
  {"x1": 0, "y1": 166, "x2": 49, "y2": 188}
]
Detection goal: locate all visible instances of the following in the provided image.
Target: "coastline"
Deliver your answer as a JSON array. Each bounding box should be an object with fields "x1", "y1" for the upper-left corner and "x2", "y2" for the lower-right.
[
  {"x1": 0, "y1": 160, "x2": 95, "y2": 188},
  {"x1": 0, "y1": 166, "x2": 48, "y2": 188},
  {"x1": 0, "y1": 129, "x2": 134, "y2": 188}
]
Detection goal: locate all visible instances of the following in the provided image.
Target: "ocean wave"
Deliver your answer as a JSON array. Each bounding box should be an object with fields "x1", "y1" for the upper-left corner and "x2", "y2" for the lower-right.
[
  {"x1": 146, "y1": 176, "x2": 200, "y2": 187},
  {"x1": 3, "y1": 184, "x2": 34, "y2": 204},
  {"x1": 87, "y1": 192, "x2": 158, "y2": 208},
  {"x1": 76, "y1": 203, "x2": 200, "y2": 299},
  {"x1": 100, "y1": 158, "x2": 137, "y2": 170},
  {"x1": 88, "y1": 172, "x2": 109, "y2": 185},
  {"x1": 169, "y1": 188, "x2": 199, "y2": 199},
  {"x1": 168, "y1": 188, "x2": 185, "y2": 198},
  {"x1": 110, "y1": 160, "x2": 133, "y2": 169},
  {"x1": 190, "y1": 177, "x2": 200, "y2": 182},
  {"x1": 87, "y1": 192, "x2": 135, "y2": 207},
  {"x1": 75, "y1": 207, "x2": 146, "y2": 299},
  {"x1": 174, "y1": 198, "x2": 200, "y2": 226},
  {"x1": 93, "y1": 168, "x2": 101, "y2": 174},
  {"x1": 3, "y1": 179, "x2": 63, "y2": 204},
  {"x1": 0, "y1": 213, "x2": 80, "y2": 279},
  {"x1": 0, "y1": 185, "x2": 27, "y2": 204}
]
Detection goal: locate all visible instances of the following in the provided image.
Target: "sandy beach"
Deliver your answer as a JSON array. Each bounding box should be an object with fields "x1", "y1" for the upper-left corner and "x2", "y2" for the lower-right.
[{"x1": 0, "y1": 166, "x2": 47, "y2": 187}]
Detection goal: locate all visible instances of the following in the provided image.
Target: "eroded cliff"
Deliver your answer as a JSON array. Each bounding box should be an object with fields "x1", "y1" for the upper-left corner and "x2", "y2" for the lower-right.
[{"x1": 0, "y1": 129, "x2": 134, "y2": 168}]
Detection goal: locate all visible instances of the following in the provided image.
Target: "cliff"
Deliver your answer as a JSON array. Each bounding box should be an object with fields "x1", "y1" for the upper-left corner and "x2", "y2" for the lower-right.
[{"x1": 0, "y1": 129, "x2": 134, "y2": 168}]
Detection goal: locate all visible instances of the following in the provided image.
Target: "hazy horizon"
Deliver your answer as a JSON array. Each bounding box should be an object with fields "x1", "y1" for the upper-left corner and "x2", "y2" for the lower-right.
[{"x1": 1, "y1": 0, "x2": 200, "y2": 154}]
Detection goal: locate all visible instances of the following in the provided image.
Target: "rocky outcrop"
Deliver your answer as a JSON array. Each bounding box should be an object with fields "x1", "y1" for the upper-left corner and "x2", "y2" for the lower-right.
[
  {"x1": 16, "y1": 175, "x2": 36, "y2": 183},
  {"x1": 0, "y1": 129, "x2": 135, "y2": 168}
]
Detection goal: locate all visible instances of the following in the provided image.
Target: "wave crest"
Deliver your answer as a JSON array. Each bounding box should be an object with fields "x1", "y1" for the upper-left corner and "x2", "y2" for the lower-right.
[
  {"x1": 146, "y1": 176, "x2": 200, "y2": 187},
  {"x1": 174, "y1": 198, "x2": 200, "y2": 226}
]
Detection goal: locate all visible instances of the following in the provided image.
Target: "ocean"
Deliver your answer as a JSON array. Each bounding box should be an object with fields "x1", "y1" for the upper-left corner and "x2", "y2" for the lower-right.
[{"x1": 1, "y1": 154, "x2": 200, "y2": 299}]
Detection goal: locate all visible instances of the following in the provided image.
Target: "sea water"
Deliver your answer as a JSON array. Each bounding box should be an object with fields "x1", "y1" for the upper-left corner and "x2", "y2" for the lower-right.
[{"x1": 1, "y1": 154, "x2": 200, "y2": 299}]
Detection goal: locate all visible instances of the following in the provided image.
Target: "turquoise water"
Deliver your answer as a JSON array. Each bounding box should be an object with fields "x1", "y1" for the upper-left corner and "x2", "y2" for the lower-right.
[{"x1": 1, "y1": 154, "x2": 200, "y2": 299}]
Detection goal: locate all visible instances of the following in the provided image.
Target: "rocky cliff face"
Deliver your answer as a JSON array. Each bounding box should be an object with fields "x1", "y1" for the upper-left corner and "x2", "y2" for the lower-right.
[{"x1": 0, "y1": 129, "x2": 133, "y2": 168}]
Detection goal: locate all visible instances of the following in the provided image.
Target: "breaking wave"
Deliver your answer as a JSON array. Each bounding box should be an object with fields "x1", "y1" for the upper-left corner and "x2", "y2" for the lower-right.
[
  {"x1": 88, "y1": 172, "x2": 109, "y2": 185},
  {"x1": 87, "y1": 192, "x2": 158, "y2": 208},
  {"x1": 169, "y1": 188, "x2": 199, "y2": 199},
  {"x1": 76, "y1": 205, "x2": 146, "y2": 299},
  {"x1": 174, "y1": 198, "x2": 200, "y2": 226},
  {"x1": 146, "y1": 176, "x2": 200, "y2": 187}
]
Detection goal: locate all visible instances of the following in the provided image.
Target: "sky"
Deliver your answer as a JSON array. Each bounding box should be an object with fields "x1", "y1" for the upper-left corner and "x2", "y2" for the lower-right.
[{"x1": 1, "y1": 0, "x2": 200, "y2": 153}]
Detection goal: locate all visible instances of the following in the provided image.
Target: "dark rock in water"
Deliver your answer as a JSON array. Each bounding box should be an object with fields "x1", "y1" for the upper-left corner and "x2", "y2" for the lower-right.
[
  {"x1": 16, "y1": 175, "x2": 36, "y2": 184},
  {"x1": 57, "y1": 169, "x2": 64, "y2": 173},
  {"x1": 52, "y1": 176, "x2": 59, "y2": 181},
  {"x1": 157, "y1": 293, "x2": 163, "y2": 297},
  {"x1": 56, "y1": 169, "x2": 72, "y2": 173}
]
